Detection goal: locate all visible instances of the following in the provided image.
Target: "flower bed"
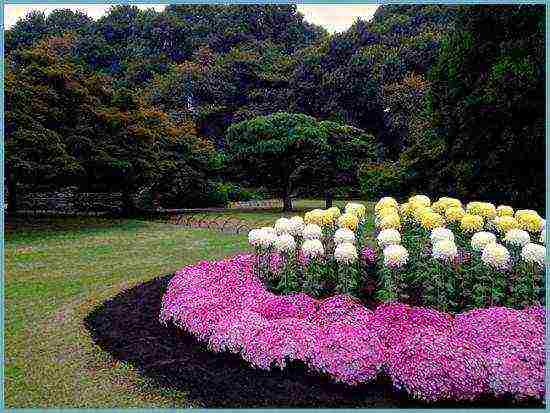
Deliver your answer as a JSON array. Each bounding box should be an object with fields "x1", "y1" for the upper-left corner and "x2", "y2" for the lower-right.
[{"x1": 160, "y1": 253, "x2": 545, "y2": 403}]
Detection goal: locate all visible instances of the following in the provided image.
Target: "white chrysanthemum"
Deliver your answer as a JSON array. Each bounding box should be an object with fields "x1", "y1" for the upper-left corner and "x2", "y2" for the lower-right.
[
  {"x1": 470, "y1": 231, "x2": 497, "y2": 252},
  {"x1": 301, "y1": 239, "x2": 324, "y2": 259},
  {"x1": 430, "y1": 227, "x2": 455, "y2": 243},
  {"x1": 288, "y1": 216, "x2": 305, "y2": 236},
  {"x1": 303, "y1": 223, "x2": 322, "y2": 240},
  {"x1": 481, "y1": 243, "x2": 510, "y2": 270},
  {"x1": 274, "y1": 218, "x2": 291, "y2": 235},
  {"x1": 248, "y1": 227, "x2": 276, "y2": 249},
  {"x1": 274, "y1": 233, "x2": 296, "y2": 253},
  {"x1": 432, "y1": 239, "x2": 458, "y2": 261},
  {"x1": 334, "y1": 228, "x2": 356, "y2": 245},
  {"x1": 260, "y1": 226, "x2": 276, "y2": 237},
  {"x1": 540, "y1": 230, "x2": 546, "y2": 245},
  {"x1": 539, "y1": 219, "x2": 546, "y2": 232},
  {"x1": 520, "y1": 243, "x2": 545, "y2": 267},
  {"x1": 334, "y1": 242, "x2": 358, "y2": 264},
  {"x1": 503, "y1": 229, "x2": 531, "y2": 247},
  {"x1": 377, "y1": 229, "x2": 401, "y2": 248},
  {"x1": 248, "y1": 229, "x2": 262, "y2": 246},
  {"x1": 383, "y1": 244, "x2": 409, "y2": 268}
]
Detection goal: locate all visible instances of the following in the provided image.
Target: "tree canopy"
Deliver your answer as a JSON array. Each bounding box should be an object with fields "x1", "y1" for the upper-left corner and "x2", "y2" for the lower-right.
[{"x1": 5, "y1": 4, "x2": 545, "y2": 211}]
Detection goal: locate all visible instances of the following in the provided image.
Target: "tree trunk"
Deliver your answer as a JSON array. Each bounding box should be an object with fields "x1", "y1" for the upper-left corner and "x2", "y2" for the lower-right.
[
  {"x1": 282, "y1": 195, "x2": 293, "y2": 212},
  {"x1": 6, "y1": 175, "x2": 17, "y2": 214},
  {"x1": 121, "y1": 190, "x2": 135, "y2": 217},
  {"x1": 324, "y1": 189, "x2": 333, "y2": 209}
]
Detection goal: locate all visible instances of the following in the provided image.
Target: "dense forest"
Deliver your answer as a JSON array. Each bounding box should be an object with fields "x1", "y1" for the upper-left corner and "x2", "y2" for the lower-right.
[{"x1": 5, "y1": 4, "x2": 545, "y2": 213}]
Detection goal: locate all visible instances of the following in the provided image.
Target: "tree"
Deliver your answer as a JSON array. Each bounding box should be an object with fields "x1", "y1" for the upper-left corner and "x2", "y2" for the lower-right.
[{"x1": 226, "y1": 112, "x2": 331, "y2": 211}]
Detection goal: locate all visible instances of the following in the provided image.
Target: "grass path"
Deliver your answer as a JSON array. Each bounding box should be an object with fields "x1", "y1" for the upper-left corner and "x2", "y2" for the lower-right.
[{"x1": 5, "y1": 200, "x2": 375, "y2": 407}]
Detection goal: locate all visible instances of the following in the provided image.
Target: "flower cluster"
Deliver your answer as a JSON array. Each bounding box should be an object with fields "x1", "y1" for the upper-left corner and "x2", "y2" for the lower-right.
[{"x1": 160, "y1": 255, "x2": 545, "y2": 403}]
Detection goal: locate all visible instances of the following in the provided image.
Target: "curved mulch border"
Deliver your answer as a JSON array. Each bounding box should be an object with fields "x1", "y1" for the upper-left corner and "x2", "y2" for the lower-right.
[{"x1": 83, "y1": 275, "x2": 541, "y2": 408}]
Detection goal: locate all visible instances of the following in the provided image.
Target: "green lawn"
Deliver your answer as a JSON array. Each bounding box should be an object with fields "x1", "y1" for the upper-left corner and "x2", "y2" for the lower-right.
[{"x1": 5, "y1": 200, "x2": 374, "y2": 407}]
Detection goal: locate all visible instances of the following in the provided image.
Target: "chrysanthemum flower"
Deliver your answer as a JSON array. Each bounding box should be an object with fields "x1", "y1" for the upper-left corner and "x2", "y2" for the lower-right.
[
  {"x1": 334, "y1": 242, "x2": 358, "y2": 264},
  {"x1": 503, "y1": 229, "x2": 531, "y2": 248},
  {"x1": 432, "y1": 239, "x2": 458, "y2": 261},
  {"x1": 493, "y1": 216, "x2": 519, "y2": 233},
  {"x1": 377, "y1": 228, "x2": 401, "y2": 248},
  {"x1": 467, "y1": 202, "x2": 497, "y2": 219},
  {"x1": 409, "y1": 194, "x2": 431, "y2": 207},
  {"x1": 248, "y1": 227, "x2": 276, "y2": 249},
  {"x1": 496, "y1": 205, "x2": 514, "y2": 217},
  {"x1": 420, "y1": 212, "x2": 445, "y2": 231},
  {"x1": 445, "y1": 206, "x2": 466, "y2": 223},
  {"x1": 301, "y1": 239, "x2": 324, "y2": 259},
  {"x1": 326, "y1": 206, "x2": 341, "y2": 220},
  {"x1": 431, "y1": 227, "x2": 455, "y2": 243},
  {"x1": 481, "y1": 243, "x2": 510, "y2": 270},
  {"x1": 520, "y1": 243, "x2": 545, "y2": 267},
  {"x1": 540, "y1": 230, "x2": 545, "y2": 245},
  {"x1": 400, "y1": 202, "x2": 412, "y2": 218},
  {"x1": 383, "y1": 244, "x2": 409, "y2": 268},
  {"x1": 516, "y1": 211, "x2": 544, "y2": 233},
  {"x1": 288, "y1": 216, "x2": 305, "y2": 236},
  {"x1": 337, "y1": 213, "x2": 359, "y2": 231},
  {"x1": 303, "y1": 223, "x2": 322, "y2": 240},
  {"x1": 274, "y1": 217, "x2": 291, "y2": 235},
  {"x1": 413, "y1": 206, "x2": 434, "y2": 222},
  {"x1": 460, "y1": 214, "x2": 484, "y2": 233},
  {"x1": 375, "y1": 197, "x2": 398, "y2": 212},
  {"x1": 470, "y1": 231, "x2": 497, "y2": 252},
  {"x1": 345, "y1": 202, "x2": 366, "y2": 218},
  {"x1": 274, "y1": 233, "x2": 296, "y2": 253},
  {"x1": 304, "y1": 209, "x2": 326, "y2": 226},
  {"x1": 376, "y1": 206, "x2": 399, "y2": 219},
  {"x1": 334, "y1": 228, "x2": 355, "y2": 245},
  {"x1": 378, "y1": 214, "x2": 401, "y2": 230}
]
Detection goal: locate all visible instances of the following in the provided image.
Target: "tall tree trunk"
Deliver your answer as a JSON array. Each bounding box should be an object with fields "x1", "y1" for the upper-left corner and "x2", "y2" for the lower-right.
[
  {"x1": 6, "y1": 175, "x2": 17, "y2": 214},
  {"x1": 121, "y1": 190, "x2": 135, "y2": 217},
  {"x1": 324, "y1": 189, "x2": 333, "y2": 209},
  {"x1": 283, "y1": 195, "x2": 293, "y2": 212},
  {"x1": 282, "y1": 179, "x2": 293, "y2": 212}
]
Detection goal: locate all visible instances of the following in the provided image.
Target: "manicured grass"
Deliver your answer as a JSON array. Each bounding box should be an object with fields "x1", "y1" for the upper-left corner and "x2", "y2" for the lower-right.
[
  {"x1": 5, "y1": 217, "x2": 249, "y2": 407},
  {"x1": 5, "y1": 200, "x2": 375, "y2": 407}
]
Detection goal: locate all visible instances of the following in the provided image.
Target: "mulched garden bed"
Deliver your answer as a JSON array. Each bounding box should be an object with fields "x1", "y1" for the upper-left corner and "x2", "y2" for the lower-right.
[{"x1": 84, "y1": 274, "x2": 543, "y2": 408}]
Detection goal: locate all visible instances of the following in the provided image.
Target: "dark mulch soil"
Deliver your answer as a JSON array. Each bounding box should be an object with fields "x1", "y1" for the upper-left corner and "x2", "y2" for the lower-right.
[{"x1": 84, "y1": 274, "x2": 543, "y2": 408}]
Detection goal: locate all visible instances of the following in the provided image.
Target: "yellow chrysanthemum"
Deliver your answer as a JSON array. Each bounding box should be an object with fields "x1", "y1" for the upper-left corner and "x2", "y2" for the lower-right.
[
  {"x1": 439, "y1": 197, "x2": 462, "y2": 209},
  {"x1": 431, "y1": 200, "x2": 447, "y2": 214},
  {"x1": 494, "y1": 216, "x2": 520, "y2": 233},
  {"x1": 326, "y1": 206, "x2": 341, "y2": 220},
  {"x1": 420, "y1": 212, "x2": 445, "y2": 230},
  {"x1": 409, "y1": 195, "x2": 431, "y2": 207},
  {"x1": 445, "y1": 206, "x2": 466, "y2": 223},
  {"x1": 337, "y1": 212, "x2": 359, "y2": 231},
  {"x1": 515, "y1": 209, "x2": 539, "y2": 220},
  {"x1": 319, "y1": 210, "x2": 336, "y2": 226},
  {"x1": 413, "y1": 206, "x2": 434, "y2": 222},
  {"x1": 517, "y1": 212, "x2": 544, "y2": 233},
  {"x1": 304, "y1": 209, "x2": 325, "y2": 226},
  {"x1": 400, "y1": 202, "x2": 412, "y2": 217},
  {"x1": 467, "y1": 202, "x2": 496, "y2": 219},
  {"x1": 376, "y1": 206, "x2": 399, "y2": 219},
  {"x1": 460, "y1": 214, "x2": 484, "y2": 233},
  {"x1": 345, "y1": 202, "x2": 366, "y2": 219},
  {"x1": 496, "y1": 205, "x2": 514, "y2": 217},
  {"x1": 375, "y1": 197, "x2": 398, "y2": 212},
  {"x1": 378, "y1": 214, "x2": 401, "y2": 230}
]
